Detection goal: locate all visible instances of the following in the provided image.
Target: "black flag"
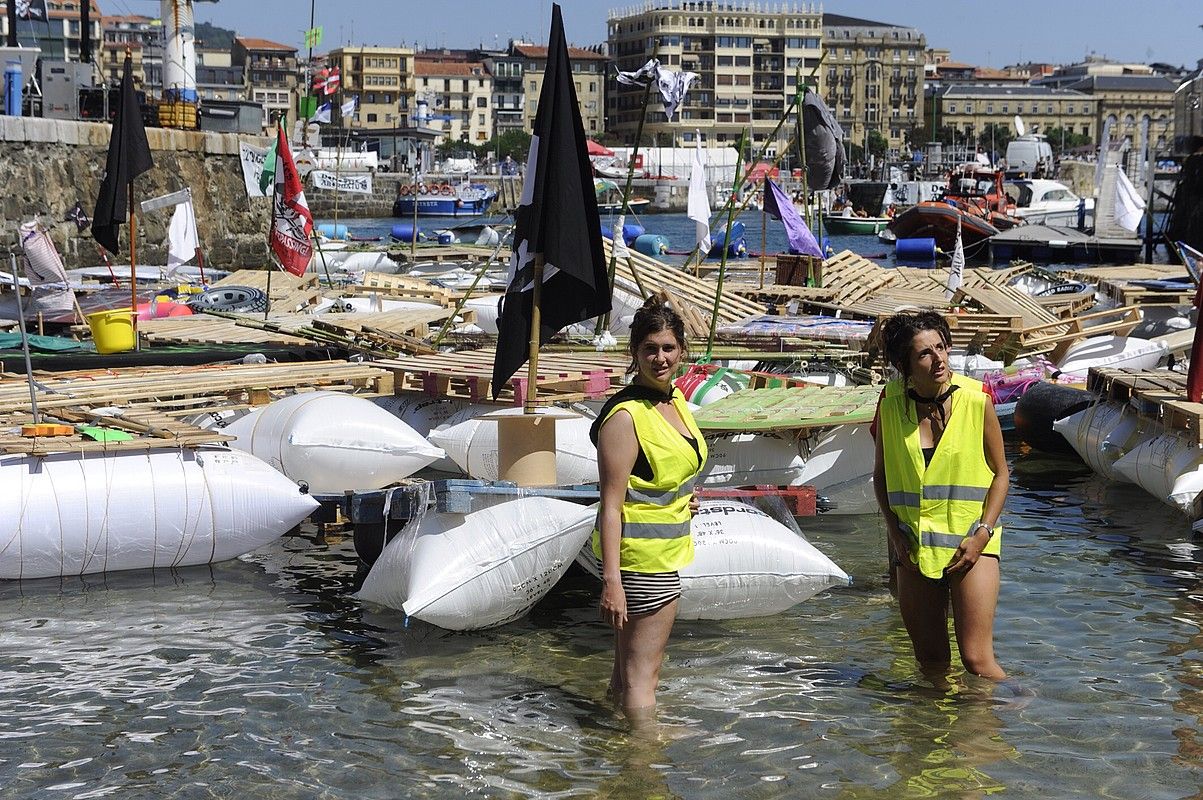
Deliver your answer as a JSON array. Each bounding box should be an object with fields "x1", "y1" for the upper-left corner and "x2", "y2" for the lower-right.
[
  {"x1": 16, "y1": 0, "x2": 48, "y2": 21},
  {"x1": 91, "y1": 55, "x2": 153, "y2": 255},
  {"x1": 490, "y1": 3, "x2": 610, "y2": 398}
]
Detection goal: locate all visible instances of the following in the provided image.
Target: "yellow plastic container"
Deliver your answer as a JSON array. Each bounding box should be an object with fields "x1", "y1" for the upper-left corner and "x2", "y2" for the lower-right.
[{"x1": 86, "y1": 308, "x2": 136, "y2": 354}]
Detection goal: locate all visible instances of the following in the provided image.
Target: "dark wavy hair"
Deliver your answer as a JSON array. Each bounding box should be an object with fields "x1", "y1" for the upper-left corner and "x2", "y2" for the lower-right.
[
  {"x1": 881, "y1": 311, "x2": 952, "y2": 377},
  {"x1": 627, "y1": 297, "x2": 687, "y2": 375}
]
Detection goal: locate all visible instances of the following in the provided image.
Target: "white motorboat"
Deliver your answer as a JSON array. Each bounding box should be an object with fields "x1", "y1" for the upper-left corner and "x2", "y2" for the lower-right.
[{"x1": 1004, "y1": 179, "x2": 1094, "y2": 227}]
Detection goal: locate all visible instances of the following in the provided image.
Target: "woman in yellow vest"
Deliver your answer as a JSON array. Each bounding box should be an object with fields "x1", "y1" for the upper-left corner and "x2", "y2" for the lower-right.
[
  {"x1": 872, "y1": 311, "x2": 1009, "y2": 679},
  {"x1": 589, "y1": 298, "x2": 707, "y2": 719}
]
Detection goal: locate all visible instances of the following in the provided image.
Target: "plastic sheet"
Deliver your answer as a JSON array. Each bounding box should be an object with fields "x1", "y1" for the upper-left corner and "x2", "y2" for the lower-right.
[
  {"x1": 222, "y1": 391, "x2": 444, "y2": 493},
  {"x1": 0, "y1": 448, "x2": 318, "y2": 579},
  {"x1": 358, "y1": 495, "x2": 596, "y2": 630}
]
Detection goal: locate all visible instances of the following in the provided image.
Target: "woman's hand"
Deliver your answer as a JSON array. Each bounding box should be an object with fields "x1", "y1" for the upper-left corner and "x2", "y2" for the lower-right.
[
  {"x1": 887, "y1": 527, "x2": 920, "y2": 574},
  {"x1": 600, "y1": 577, "x2": 628, "y2": 630},
  {"x1": 689, "y1": 495, "x2": 700, "y2": 516},
  {"x1": 945, "y1": 529, "x2": 988, "y2": 575}
]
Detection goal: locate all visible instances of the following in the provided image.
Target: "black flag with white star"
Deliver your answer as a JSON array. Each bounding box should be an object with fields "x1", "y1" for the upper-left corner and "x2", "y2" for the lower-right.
[{"x1": 490, "y1": 3, "x2": 610, "y2": 399}]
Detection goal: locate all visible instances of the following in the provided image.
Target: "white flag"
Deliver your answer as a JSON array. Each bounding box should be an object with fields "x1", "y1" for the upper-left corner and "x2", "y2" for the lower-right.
[
  {"x1": 946, "y1": 216, "x2": 964, "y2": 300},
  {"x1": 612, "y1": 212, "x2": 631, "y2": 260},
  {"x1": 166, "y1": 199, "x2": 199, "y2": 268},
  {"x1": 312, "y1": 101, "x2": 332, "y2": 124},
  {"x1": 341, "y1": 96, "x2": 358, "y2": 117},
  {"x1": 687, "y1": 133, "x2": 711, "y2": 254},
  {"x1": 1113, "y1": 167, "x2": 1147, "y2": 233}
]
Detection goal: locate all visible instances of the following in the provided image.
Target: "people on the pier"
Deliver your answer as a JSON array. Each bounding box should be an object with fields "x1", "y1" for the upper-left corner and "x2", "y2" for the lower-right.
[
  {"x1": 871, "y1": 311, "x2": 1009, "y2": 680},
  {"x1": 589, "y1": 298, "x2": 707, "y2": 720}
]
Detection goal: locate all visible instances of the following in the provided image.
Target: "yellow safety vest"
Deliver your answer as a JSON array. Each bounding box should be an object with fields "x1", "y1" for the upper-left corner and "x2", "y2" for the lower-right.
[
  {"x1": 592, "y1": 387, "x2": 708, "y2": 573},
  {"x1": 880, "y1": 374, "x2": 1001, "y2": 579}
]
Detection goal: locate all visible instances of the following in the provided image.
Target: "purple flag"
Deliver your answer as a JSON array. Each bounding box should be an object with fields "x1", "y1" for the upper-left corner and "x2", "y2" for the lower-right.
[{"x1": 763, "y1": 178, "x2": 822, "y2": 257}]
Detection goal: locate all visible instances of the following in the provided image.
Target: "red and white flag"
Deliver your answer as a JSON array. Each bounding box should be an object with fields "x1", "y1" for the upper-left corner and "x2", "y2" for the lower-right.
[
  {"x1": 324, "y1": 66, "x2": 340, "y2": 96},
  {"x1": 269, "y1": 125, "x2": 314, "y2": 277},
  {"x1": 311, "y1": 66, "x2": 329, "y2": 93}
]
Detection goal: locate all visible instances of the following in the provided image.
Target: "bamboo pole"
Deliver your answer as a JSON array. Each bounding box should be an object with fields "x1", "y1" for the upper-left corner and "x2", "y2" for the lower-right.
[
  {"x1": 128, "y1": 181, "x2": 139, "y2": 350},
  {"x1": 525, "y1": 255, "x2": 544, "y2": 413},
  {"x1": 705, "y1": 129, "x2": 747, "y2": 360},
  {"x1": 596, "y1": 46, "x2": 658, "y2": 335}
]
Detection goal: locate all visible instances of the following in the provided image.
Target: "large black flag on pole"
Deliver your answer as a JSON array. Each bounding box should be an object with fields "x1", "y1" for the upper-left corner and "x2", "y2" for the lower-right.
[
  {"x1": 490, "y1": 3, "x2": 609, "y2": 402},
  {"x1": 91, "y1": 54, "x2": 153, "y2": 256}
]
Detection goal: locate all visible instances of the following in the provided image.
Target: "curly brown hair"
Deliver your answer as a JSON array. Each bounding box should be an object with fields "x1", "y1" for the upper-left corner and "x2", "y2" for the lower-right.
[{"x1": 881, "y1": 311, "x2": 952, "y2": 377}]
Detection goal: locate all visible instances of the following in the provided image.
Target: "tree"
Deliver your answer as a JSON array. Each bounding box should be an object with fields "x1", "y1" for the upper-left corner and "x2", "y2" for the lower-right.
[
  {"x1": 474, "y1": 129, "x2": 533, "y2": 162},
  {"x1": 908, "y1": 124, "x2": 957, "y2": 146},
  {"x1": 977, "y1": 123, "x2": 1014, "y2": 155},
  {"x1": 1043, "y1": 126, "x2": 1092, "y2": 154},
  {"x1": 866, "y1": 129, "x2": 889, "y2": 159}
]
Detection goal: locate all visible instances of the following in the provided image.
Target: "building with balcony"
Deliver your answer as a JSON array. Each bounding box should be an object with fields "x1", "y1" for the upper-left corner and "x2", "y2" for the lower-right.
[
  {"x1": 933, "y1": 84, "x2": 1096, "y2": 151},
  {"x1": 326, "y1": 46, "x2": 414, "y2": 130},
  {"x1": 1065, "y1": 74, "x2": 1177, "y2": 154},
  {"x1": 822, "y1": 13, "x2": 926, "y2": 156},
  {"x1": 482, "y1": 47, "x2": 525, "y2": 135},
  {"x1": 413, "y1": 57, "x2": 493, "y2": 145},
  {"x1": 232, "y1": 36, "x2": 298, "y2": 129},
  {"x1": 196, "y1": 47, "x2": 244, "y2": 102},
  {"x1": 0, "y1": 0, "x2": 102, "y2": 62},
  {"x1": 607, "y1": 2, "x2": 821, "y2": 155},
  {"x1": 512, "y1": 42, "x2": 606, "y2": 137},
  {"x1": 99, "y1": 14, "x2": 160, "y2": 88}
]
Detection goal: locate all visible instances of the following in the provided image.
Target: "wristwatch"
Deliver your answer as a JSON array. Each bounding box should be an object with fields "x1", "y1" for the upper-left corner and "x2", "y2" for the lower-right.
[{"x1": 973, "y1": 521, "x2": 994, "y2": 540}]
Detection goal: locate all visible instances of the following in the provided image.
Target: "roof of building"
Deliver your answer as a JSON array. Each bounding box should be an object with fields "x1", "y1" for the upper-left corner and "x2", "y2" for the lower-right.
[
  {"x1": 974, "y1": 67, "x2": 1027, "y2": 81},
  {"x1": 1065, "y1": 75, "x2": 1178, "y2": 92},
  {"x1": 234, "y1": 37, "x2": 296, "y2": 53},
  {"x1": 936, "y1": 61, "x2": 978, "y2": 71},
  {"x1": 822, "y1": 13, "x2": 912, "y2": 29},
  {"x1": 102, "y1": 14, "x2": 155, "y2": 26},
  {"x1": 512, "y1": 43, "x2": 607, "y2": 61},
  {"x1": 414, "y1": 60, "x2": 488, "y2": 77},
  {"x1": 940, "y1": 84, "x2": 1090, "y2": 98}
]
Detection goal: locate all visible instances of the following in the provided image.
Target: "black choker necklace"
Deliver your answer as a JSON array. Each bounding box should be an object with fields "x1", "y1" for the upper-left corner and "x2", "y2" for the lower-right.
[{"x1": 907, "y1": 384, "x2": 958, "y2": 426}]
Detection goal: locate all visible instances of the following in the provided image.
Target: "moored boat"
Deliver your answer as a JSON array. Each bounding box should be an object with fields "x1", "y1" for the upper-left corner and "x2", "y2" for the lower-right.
[
  {"x1": 823, "y1": 214, "x2": 891, "y2": 235},
  {"x1": 392, "y1": 181, "x2": 496, "y2": 217},
  {"x1": 888, "y1": 165, "x2": 1021, "y2": 251}
]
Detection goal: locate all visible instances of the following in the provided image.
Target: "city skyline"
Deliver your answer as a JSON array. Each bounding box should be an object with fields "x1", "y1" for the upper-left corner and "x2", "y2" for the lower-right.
[{"x1": 151, "y1": 0, "x2": 1203, "y2": 69}]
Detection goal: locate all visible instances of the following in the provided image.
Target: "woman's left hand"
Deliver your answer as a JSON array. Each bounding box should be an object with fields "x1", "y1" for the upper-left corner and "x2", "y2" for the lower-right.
[
  {"x1": 945, "y1": 531, "x2": 987, "y2": 575},
  {"x1": 689, "y1": 495, "x2": 700, "y2": 516}
]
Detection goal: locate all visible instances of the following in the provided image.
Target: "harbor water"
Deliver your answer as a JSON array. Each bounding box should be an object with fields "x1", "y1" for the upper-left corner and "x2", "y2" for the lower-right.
[{"x1": 2, "y1": 442, "x2": 1201, "y2": 798}]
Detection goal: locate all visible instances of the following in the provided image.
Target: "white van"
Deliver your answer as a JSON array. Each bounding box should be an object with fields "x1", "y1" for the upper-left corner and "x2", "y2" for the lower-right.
[{"x1": 1005, "y1": 134, "x2": 1055, "y2": 178}]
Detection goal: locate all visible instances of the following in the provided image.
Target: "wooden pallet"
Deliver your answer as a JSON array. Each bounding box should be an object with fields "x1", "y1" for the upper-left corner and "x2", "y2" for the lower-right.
[
  {"x1": 373, "y1": 350, "x2": 629, "y2": 403},
  {"x1": 211, "y1": 269, "x2": 324, "y2": 313},
  {"x1": 139, "y1": 314, "x2": 314, "y2": 345},
  {"x1": 358, "y1": 273, "x2": 460, "y2": 305},
  {"x1": 1087, "y1": 368, "x2": 1203, "y2": 444},
  {"x1": 0, "y1": 361, "x2": 394, "y2": 414},
  {"x1": 0, "y1": 409, "x2": 229, "y2": 455},
  {"x1": 691, "y1": 384, "x2": 881, "y2": 432}
]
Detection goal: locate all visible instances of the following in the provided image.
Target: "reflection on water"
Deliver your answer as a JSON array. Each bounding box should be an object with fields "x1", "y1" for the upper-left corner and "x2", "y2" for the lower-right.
[{"x1": 1, "y1": 442, "x2": 1201, "y2": 798}]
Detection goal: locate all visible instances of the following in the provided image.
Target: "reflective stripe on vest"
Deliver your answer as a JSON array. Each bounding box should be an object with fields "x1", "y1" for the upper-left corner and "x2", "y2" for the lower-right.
[
  {"x1": 880, "y1": 374, "x2": 1001, "y2": 579},
  {"x1": 591, "y1": 388, "x2": 708, "y2": 574}
]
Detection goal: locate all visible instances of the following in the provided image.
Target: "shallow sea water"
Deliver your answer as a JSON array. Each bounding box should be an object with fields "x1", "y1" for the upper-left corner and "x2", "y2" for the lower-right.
[{"x1": 2, "y1": 440, "x2": 1202, "y2": 798}]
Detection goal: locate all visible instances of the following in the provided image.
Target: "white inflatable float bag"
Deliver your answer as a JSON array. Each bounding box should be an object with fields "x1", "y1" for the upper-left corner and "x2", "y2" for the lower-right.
[
  {"x1": 428, "y1": 407, "x2": 597, "y2": 485},
  {"x1": 0, "y1": 448, "x2": 318, "y2": 579},
  {"x1": 796, "y1": 425, "x2": 877, "y2": 515},
  {"x1": 1113, "y1": 432, "x2": 1203, "y2": 514},
  {"x1": 373, "y1": 395, "x2": 494, "y2": 473},
  {"x1": 1053, "y1": 401, "x2": 1157, "y2": 481},
  {"x1": 700, "y1": 431, "x2": 804, "y2": 487},
  {"x1": 223, "y1": 391, "x2": 444, "y2": 493},
  {"x1": 577, "y1": 498, "x2": 849, "y2": 620},
  {"x1": 358, "y1": 494, "x2": 596, "y2": 630},
  {"x1": 1055, "y1": 335, "x2": 1167, "y2": 374}
]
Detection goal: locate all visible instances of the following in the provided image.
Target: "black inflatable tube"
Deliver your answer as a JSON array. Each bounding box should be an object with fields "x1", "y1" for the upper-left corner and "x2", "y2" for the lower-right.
[{"x1": 1013, "y1": 381, "x2": 1097, "y2": 455}]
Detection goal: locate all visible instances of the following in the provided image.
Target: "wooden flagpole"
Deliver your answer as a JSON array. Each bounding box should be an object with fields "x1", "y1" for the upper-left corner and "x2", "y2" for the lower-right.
[
  {"x1": 128, "y1": 181, "x2": 139, "y2": 350},
  {"x1": 525, "y1": 254, "x2": 544, "y2": 413}
]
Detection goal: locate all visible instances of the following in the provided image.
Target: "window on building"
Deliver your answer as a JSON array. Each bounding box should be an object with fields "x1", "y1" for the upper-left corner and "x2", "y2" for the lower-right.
[
  {"x1": 949, "y1": 103, "x2": 957, "y2": 113},
  {"x1": 987, "y1": 103, "x2": 993, "y2": 113},
  {"x1": 367, "y1": 113, "x2": 377, "y2": 122},
  {"x1": 477, "y1": 96, "x2": 487, "y2": 107},
  {"x1": 1001, "y1": 104, "x2": 1008, "y2": 113}
]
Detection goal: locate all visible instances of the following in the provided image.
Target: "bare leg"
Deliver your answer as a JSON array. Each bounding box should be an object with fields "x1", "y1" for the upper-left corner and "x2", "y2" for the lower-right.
[
  {"x1": 950, "y1": 556, "x2": 1006, "y2": 679},
  {"x1": 608, "y1": 630, "x2": 625, "y2": 703},
  {"x1": 896, "y1": 567, "x2": 952, "y2": 671},
  {"x1": 617, "y1": 599, "x2": 678, "y2": 717}
]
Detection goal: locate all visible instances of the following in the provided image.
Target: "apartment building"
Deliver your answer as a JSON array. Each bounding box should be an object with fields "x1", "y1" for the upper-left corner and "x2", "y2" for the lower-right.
[
  {"x1": 1066, "y1": 74, "x2": 1177, "y2": 153},
  {"x1": 232, "y1": 36, "x2": 297, "y2": 129},
  {"x1": 512, "y1": 42, "x2": 607, "y2": 136},
  {"x1": 483, "y1": 47, "x2": 526, "y2": 135},
  {"x1": 0, "y1": 0, "x2": 102, "y2": 62},
  {"x1": 934, "y1": 85, "x2": 1096, "y2": 147},
  {"x1": 325, "y1": 45, "x2": 414, "y2": 129},
  {"x1": 98, "y1": 14, "x2": 160, "y2": 87},
  {"x1": 413, "y1": 57, "x2": 493, "y2": 144},
  {"x1": 822, "y1": 13, "x2": 926, "y2": 154},
  {"x1": 607, "y1": 1, "x2": 822, "y2": 154}
]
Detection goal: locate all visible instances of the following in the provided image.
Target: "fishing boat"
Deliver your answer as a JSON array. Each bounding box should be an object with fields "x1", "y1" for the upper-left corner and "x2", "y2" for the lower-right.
[
  {"x1": 594, "y1": 178, "x2": 651, "y2": 214},
  {"x1": 391, "y1": 181, "x2": 497, "y2": 217},
  {"x1": 823, "y1": 213, "x2": 891, "y2": 235},
  {"x1": 888, "y1": 166, "x2": 1022, "y2": 251}
]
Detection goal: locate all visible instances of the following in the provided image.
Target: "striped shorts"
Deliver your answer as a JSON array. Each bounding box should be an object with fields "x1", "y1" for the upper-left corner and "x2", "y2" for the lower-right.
[{"x1": 587, "y1": 552, "x2": 681, "y2": 616}]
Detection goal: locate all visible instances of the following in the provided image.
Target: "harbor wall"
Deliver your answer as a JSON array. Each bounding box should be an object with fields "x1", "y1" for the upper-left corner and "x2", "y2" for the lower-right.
[{"x1": 0, "y1": 116, "x2": 273, "y2": 269}]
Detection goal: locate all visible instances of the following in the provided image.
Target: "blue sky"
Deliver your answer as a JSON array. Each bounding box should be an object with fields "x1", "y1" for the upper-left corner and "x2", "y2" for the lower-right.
[{"x1": 112, "y1": 0, "x2": 1202, "y2": 69}]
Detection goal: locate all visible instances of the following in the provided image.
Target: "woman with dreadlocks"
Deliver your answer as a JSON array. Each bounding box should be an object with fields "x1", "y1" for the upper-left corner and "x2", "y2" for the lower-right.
[{"x1": 872, "y1": 311, "x2": 1009, "y2": 679}]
